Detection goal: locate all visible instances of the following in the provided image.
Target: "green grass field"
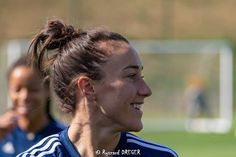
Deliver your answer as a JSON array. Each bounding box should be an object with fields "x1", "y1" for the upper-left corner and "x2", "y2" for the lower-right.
[{"x1": 137, "y1": 128, "x2": 236, "y2": 157}]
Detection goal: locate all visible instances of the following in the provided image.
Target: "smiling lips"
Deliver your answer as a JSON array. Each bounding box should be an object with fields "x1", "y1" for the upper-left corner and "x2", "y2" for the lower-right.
[
  {"x1": 130, "y1": 103, "x2": 143, "y2": 111},
  {"x1": 16, "y1": 104, "x2": 34, "y2": 115},
  {"x1": 17, "y1": 106, "x2": 30, "y2": 114}
]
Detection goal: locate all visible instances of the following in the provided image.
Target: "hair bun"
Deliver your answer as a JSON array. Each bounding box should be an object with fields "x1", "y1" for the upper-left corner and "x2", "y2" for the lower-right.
[{"x1": 42, "y1": 19, "x2": 80, "y2": 50}]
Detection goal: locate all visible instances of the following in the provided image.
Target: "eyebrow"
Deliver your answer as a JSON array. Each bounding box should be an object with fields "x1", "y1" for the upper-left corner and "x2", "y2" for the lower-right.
[{"x1": 123, "y1": 65, "x2": 143, "y2": 71}]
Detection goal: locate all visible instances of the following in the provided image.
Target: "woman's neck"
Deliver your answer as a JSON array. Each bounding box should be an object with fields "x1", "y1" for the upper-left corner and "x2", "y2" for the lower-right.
[{"x1": 68, "y1": 110, "x2": 121, "y2": 157}]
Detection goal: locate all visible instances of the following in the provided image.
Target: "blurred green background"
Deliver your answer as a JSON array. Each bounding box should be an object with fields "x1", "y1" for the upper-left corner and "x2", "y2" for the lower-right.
[{"x1": 0, "y1": 0, "x2": 236, "y2": 157}]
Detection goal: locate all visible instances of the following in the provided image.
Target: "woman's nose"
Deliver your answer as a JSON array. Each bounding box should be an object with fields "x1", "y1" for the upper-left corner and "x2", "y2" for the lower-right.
[
  {"x1": 138, "y1": 79, "x2": 152, "y2": 97},
  {"x1": 19, "y1": 88, "x2": 29, "y2": 100}
]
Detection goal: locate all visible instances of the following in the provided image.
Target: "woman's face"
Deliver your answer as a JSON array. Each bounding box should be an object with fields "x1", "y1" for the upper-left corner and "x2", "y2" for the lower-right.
[
  {"x1": 95, "y1": 41, "x2": 152, "y2": 132},
  {"x1": 8, "y1": 66, "x2": 48, "y2": 118}
]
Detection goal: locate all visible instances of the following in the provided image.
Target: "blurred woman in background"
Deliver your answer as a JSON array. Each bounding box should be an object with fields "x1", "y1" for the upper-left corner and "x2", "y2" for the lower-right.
[{"x1": 0, "y1": 55, "x2": 66, "y2": 157}]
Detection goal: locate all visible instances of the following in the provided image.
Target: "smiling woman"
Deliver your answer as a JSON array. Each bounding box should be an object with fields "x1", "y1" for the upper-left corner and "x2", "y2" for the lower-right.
[
  {"x1": 17, "y1": 18, "x2": 179, "y2": 157},
  {"x1": 8, "y1": 61, "x2": 47, "y2": 117},
  {"x1": 0, "y1": 56, "x2": 66, "y2": 157},
  {"x1": 93, "y1": 41, "x2": 150, "y2": 132}
]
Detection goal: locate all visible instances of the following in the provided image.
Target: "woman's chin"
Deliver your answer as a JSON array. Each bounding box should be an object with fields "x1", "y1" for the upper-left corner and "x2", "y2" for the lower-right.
[
  {"x1": 133, "y1": 124, "x2": 143, "y2": 132},
  {"x1": 127, "y1": 122, "x2": 143, "y2": 132}
]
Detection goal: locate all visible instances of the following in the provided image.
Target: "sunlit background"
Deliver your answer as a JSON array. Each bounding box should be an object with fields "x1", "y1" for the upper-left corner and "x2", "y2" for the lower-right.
[{"x1": 0, "y1": 0, "x2": 236, "y2": 157}]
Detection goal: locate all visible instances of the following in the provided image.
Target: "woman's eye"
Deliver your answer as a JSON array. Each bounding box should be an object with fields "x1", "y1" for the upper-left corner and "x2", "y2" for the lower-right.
[
  {"x1": 14, "y1": 88, "x2": 21, "y2": 93},
  {"x1": 127, "y1": 74, "x2": 144, "y2": 82},
  {"x1": 128, "y1": 74, "x2": 136, "y2": 78},
  {"x1": 29, "y1": 88, "x2": 40, "y2": 92},
  {"x1": 127, "y1": 73, "x2": 137, "y2": 79}
]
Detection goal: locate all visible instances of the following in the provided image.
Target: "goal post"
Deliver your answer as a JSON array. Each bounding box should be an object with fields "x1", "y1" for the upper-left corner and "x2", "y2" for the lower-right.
[{"x1": 131, "y1": 40, "x2": 233, "y2": 133}]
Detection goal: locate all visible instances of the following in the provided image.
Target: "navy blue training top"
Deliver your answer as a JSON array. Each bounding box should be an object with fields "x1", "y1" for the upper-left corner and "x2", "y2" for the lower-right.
[
  {"x1": 17, "y1": 127, "x2": 178, "y2": 157},
  {"x1": 0, "y1": 120, "x2": 66, "y2": 157}
]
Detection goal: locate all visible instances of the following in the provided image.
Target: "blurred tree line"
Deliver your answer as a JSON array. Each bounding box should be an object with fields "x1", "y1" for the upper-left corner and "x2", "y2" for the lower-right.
[{"x1": 1, "y1": 0, "x2": 236, "y2": 41}]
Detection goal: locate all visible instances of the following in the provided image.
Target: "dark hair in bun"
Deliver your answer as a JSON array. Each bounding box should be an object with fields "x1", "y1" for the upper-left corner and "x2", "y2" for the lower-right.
[{"x1": 28, "y1": 18, "x2": 129, "y2": 113}]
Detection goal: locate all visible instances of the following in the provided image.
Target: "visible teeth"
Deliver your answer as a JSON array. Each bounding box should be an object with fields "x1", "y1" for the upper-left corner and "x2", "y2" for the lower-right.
[{"x1": 132, "y1": 104, "x2": 142, "y2": 110}]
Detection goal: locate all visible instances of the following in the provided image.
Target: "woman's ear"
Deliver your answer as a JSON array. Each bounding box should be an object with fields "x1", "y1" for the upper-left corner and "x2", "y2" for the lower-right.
[{"x1": 76, "y1": 76, "x2": 95, "y2": 98}]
